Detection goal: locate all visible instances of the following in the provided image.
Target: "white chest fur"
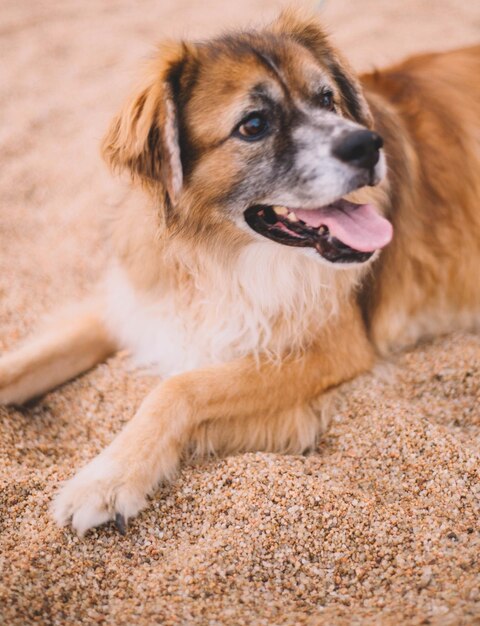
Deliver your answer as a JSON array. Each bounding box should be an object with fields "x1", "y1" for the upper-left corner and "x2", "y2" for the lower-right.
[{"x1": 104, "y1": 243, "x2": 351, "y2": 378}]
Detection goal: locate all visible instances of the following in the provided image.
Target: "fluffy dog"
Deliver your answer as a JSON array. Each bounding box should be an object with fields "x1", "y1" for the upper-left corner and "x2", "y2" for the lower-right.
[{"x1": 1, "y1": 11, "x2": 479, "y2": 535}]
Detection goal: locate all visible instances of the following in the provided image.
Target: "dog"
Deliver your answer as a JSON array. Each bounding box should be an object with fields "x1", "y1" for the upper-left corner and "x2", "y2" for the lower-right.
[{"x1": 0, "y1": 10, "x2": 479, "y2": 536}]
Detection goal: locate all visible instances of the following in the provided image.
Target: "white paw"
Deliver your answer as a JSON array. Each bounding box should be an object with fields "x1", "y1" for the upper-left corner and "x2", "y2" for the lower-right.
[
  {"x1": 0, "y1": 356, "x2": 19, "y2": 405},
  {"x1": 52, "y1": 453, "x2": 148, "y2": 536}
]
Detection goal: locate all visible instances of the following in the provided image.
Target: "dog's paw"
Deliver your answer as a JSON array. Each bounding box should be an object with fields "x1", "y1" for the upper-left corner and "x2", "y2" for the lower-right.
[
  {"x1": 52, "y1": 454, "x2": 148, "y2": 536},
  {"x1": 0, "y1": 353, "x2": 42, "y2": 406},
  {"x1": 0, "y1": 356, "x2": 19, "y2": 405}
]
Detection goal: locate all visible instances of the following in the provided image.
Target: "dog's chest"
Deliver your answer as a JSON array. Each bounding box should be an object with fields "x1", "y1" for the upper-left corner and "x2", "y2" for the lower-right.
[
  {"x1": 104, "y1": 248, "x2": 341, "y2": 378},
  {"x1": 104, "y1": 264, "x2": 240, "y2": 376}
]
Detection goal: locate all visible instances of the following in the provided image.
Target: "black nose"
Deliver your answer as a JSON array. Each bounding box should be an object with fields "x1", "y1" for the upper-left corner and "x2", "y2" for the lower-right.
[{"x1": 332, "y1": 130, "x2": 383, "y2": 169}]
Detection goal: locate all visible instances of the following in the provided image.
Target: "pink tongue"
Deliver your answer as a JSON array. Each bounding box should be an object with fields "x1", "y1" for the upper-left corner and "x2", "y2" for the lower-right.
[{"x1": 295, "y1": 200, "x2": 393, "y2": 252}]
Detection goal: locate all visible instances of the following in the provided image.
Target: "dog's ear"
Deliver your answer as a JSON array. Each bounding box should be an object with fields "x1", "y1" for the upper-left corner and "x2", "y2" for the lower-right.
[
  {"x1": 102, "y1": 43, "x2": 191, "y2": 205},
  {"x1": 271, "y1": 10, "x2": 373, "y2": 128}
]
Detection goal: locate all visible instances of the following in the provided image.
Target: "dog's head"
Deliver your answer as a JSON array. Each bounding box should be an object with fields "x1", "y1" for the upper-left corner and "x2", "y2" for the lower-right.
[{"x1": 103, "y1": 11, "x2": 392, "y2": 266}]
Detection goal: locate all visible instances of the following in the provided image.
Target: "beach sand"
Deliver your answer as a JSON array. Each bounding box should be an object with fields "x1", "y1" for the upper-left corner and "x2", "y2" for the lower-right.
[{"x1": 0, "y1": 1, "x2": 479, "y2": 624}]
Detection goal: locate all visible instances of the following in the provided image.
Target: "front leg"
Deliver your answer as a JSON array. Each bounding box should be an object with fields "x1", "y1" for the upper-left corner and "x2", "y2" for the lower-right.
[{"x1": 53, "y1": 305, "x2": 374, "y2": 536}]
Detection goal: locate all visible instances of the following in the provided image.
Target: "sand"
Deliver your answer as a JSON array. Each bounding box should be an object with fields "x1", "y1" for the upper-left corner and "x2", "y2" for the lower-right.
[{"x1": 0, "y1": 1, "x2": 479, "y2": 624}]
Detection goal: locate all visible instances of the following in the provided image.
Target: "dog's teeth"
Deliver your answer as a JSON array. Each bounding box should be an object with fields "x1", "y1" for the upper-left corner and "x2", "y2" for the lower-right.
[
  {"x1": 273, "y1": 206, "x2": 288, "y2": 216},
  {"x1": 318, "y1": 225, "x2": 327, "y2": 234},
  {"x1": 287, "y1": 212, "x2": 298, "y2": 222}
]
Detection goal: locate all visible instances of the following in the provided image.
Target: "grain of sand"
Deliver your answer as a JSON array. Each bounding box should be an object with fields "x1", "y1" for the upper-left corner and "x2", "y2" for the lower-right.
[{"x1": 0, "y1": 1, "x2": 479, "y2": 624}]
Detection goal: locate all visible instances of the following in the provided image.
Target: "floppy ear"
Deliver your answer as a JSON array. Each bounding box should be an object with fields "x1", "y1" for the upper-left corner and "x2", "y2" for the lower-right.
[
  {"x1": 271, "y1": 10, "x2": 373, "y2": 128},
  {"x1": 102, "y1": 43, "x2": 187, "y2": 205}
]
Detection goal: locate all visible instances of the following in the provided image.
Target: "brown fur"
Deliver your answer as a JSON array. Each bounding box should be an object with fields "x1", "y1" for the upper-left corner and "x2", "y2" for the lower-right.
[
  {"x1": 0, "y1": 11, "x2": 479, "y2": 535},
  {"x1": 362, "y1": 46, "x2": 480, "y2": 351}
]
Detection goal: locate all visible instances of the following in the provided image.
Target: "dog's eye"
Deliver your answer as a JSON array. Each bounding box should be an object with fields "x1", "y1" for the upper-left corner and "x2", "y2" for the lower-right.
[
  {"x1": 318, "y1": 90, "x2": 335, "y2": 111},
  {"x1": 236, "y1": 113, "x2": 269, "y2": 141}
]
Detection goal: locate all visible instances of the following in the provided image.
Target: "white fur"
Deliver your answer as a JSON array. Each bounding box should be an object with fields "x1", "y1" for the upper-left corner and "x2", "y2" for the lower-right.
[
  {"x1": 52, "y1": 452, "x2": 147, "y2": 536},
  {"x1": 104, "y1": 241, "x2": 358, "y2": 377}
]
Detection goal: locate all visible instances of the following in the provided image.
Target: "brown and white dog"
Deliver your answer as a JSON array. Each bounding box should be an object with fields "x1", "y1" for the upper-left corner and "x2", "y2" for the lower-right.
[{"x1": 1, "y1": 11, "x2": 479, "y2": 535}]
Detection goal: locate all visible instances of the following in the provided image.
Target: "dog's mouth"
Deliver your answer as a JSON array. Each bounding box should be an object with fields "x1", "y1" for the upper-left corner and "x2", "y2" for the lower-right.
[{"x1": 244, "y1": 199, "x2": 393, "y2": 264}]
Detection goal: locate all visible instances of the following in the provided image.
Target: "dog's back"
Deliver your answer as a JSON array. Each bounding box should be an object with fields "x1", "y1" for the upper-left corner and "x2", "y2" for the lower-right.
[{"x1": 360, "y1": 46, "x2": 480, "y2": 353}]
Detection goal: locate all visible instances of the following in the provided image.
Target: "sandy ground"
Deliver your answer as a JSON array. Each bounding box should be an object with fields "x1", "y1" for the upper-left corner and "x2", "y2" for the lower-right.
[{"x1": 1, "y1": 1, "x2": 479, "y2": 624}]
